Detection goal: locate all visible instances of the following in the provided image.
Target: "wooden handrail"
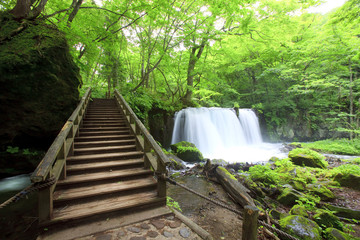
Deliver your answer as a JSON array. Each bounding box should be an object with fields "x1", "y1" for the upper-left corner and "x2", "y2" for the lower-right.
[
  {"x1": 114, "y1": 89, "x2": 169, "y2": 197},
  {"x1": 114, "y1": 90, "x2": 170, "y2": 166},
  {"x1": 31, "y1": 87, "x2": 92, "y2": 183}
]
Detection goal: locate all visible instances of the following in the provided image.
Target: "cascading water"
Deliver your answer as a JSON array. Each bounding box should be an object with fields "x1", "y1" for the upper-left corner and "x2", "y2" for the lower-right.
[{"x1": 171, "y1": 107, "x2": 286, "y2": 163}]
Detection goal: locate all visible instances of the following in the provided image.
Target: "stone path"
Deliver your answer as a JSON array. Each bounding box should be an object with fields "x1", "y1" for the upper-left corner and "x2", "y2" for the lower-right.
[{"x1": 75, "y1": 214, "x2": 201, "y2": 240}]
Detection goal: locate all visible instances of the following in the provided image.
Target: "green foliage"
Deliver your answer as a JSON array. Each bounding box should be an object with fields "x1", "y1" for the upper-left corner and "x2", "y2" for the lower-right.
[
  {"x1": 330, "y1": 164, "x2": 360, "y2": 177},
  {"x1": 248, "y1": 164, "x2": 281, "y2": 185},
  {"x1": 6, "y1": 146, "x2": 19, "y2": 154},
  {"x1": 166, "y1": 196, "x2": 182, "y2": 212}
]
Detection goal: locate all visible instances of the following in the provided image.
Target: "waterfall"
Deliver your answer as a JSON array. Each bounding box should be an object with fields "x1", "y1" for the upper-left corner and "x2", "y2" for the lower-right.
[
  {"x1": 238, "y1": 109, "x2": 263, "y2": 144},
  {"x1": 171, "y1": 107, "x2": 281, "y2": 163}
]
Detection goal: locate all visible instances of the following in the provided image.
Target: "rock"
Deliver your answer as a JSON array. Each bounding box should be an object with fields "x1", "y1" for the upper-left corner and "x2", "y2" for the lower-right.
[
  {"x1": 129, "y1": 237, "x2": 146, "y2": 240},
  {"x1": 289, "y1": 205, "x2": 309, "y2": 218},
  {"x1": 95, "y1": 234, "x2": 112, "y2": 240},
  {"x1": 334, "y1": 173, "x2": 360, "y2": 191},
  {"x1": 277, "y1": 188, "x2": 302, "y2": 206},
  {"x1": 210, "y1": 159, "x2": 228, "y2": 166},
  {"x1": 140, "y1": 223, "x2": 150, "y2": 229},
  {"x1": 170, "y1": 141, "x2": 204, "y2": 162},
  {"x1": 313, "y1": 210, "x2": 343, "y2": 231},
  {"x1": 0, "y1": 13, "x2": 81, "y2": 147},
  {"x1": 269, "y1": 209, "x2": 288, "y2": 220},
  {"x1": 150, "y1": 219, "x2": 165, "y2": 229},
  {"x1": 280, "y1": 215, "x2": 322, "y2": 240},
  {"x1": 169, "y1": 220, "x2": 182, "y2": 228},
  {"x1": 168, "y1": 154, "x2": 187, "y2": 170},
  {"x1": 163, "y1": 231, "x2": 174, "y2": 238},
  {"x1": 179, "y1": 227, "x2": 191, "y2": 238},
  {"x1": 290, "y1": 179, "x2": 306, "y2": 191},
  {"x1": 323, "y1": 228, "x2": 354, "y2": 240},
  {"x1": 147, "y1": 231, "x2": 159, "y2": 238},
  {"x1": 288, "y1": 148, "x2": 327, "y2": 169},
  {"x1": 117, "y1": 230, "x2": 126, "y2": 237},
  {"x1": 307, "y1": 184, "x2": 335, "y2": 201},
  {"x1": 127, "y1": 226, "x2": 141, "y2": 233},
  {"x1": 326, "y1": 204, "x2": 360, "y2": 220}
]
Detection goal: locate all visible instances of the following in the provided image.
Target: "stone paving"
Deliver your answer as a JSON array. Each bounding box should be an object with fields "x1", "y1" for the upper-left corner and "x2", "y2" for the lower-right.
[{"x1": 75, "y1": 214, "x2": 202, "y2": 240}]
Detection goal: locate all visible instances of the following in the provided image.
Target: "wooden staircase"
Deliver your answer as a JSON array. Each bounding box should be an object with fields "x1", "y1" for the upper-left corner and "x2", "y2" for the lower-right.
[{"x1": 49, "y1": 99, "x2": 165, "y2": 224}]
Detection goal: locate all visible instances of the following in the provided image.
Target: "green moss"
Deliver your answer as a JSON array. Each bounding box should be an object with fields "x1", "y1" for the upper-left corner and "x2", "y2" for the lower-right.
[
  {"x1": 307, "y1": 184, "x2": 335, "y2": 201},
  {"x1": 289, "y1": 205, "x2": 309, "y2": 218},
  {"x1": 218, "y1": 166, "x2": 237, "y2": 180},
  {"x1": 301, "y1": 139, "x2": 360, "y2": 155},
  {"x1": 323, "y1": 228, "x2": 355, "y2": 240},
  {"x1": 279, "y1": 215, "x2": 321, "y2": 240},
  {"x1": 314, "y1": 210, "x2": 343, "y2": 231},
  {"x1": 248, "y1": 164, "x2": 281, "y2": 184},
  {"x1": 277, "y1": 188, "x2": 302, "y2": 206},
  {"x1": 288, "y1": 148, "x2": 328, "y2": 169},
  {"x1": 170, "y1": 141, "x2": 203, "y2": 162}
]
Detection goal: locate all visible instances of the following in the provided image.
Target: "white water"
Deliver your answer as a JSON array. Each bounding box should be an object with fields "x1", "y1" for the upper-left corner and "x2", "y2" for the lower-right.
[{"x1": 171, "y1": 107, "x2": 286, "y2": 163}]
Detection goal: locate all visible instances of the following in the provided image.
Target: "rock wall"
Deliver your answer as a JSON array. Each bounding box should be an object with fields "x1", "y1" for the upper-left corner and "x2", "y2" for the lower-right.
[{"x1": 0, "y1": 13, "x2": 81, "y2": 148}]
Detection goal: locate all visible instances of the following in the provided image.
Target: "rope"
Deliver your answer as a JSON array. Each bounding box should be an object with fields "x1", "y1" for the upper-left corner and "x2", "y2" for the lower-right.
[
  {"x1": 166, "y1": 176, "x2": 299, "y2": 240},
  {"x1": 0, "y1": 177, "x2": 56, "y2": 209}
]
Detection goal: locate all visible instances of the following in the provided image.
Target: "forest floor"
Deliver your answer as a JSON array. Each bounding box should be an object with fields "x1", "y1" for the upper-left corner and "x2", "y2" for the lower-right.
[{"x1": 168, "y1": 161, "x2": 360, "y2": 240}]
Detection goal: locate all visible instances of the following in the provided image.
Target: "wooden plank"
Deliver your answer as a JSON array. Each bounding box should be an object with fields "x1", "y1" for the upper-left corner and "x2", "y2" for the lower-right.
[
  {"x1": 79, "y1": 130, "x2": 130, "y2": 136},
  {"x1": 73, "y1": 145, "x2": 136, "y2": 155},
  {"x1": 67, "y1": 151, "x2": 143, "y2": 161},
  {"x1": 66, "y1": 158, "x2": 143, "y2": 171},
  {"x1": 74, "y1": 139, "x2": 136, "y2": 148},
  {"x1": 51, "y1": 192, "x2": 164, "y2": 223},
  {"x1": 74, "y1": 134, "x2": 135, "y2": 141},
  {"x1": 53, "y1": 177, "x2": 156, "y2": 202},
  {"x1": 57, "y1": 168, "x2": 152, "y2": 185}
]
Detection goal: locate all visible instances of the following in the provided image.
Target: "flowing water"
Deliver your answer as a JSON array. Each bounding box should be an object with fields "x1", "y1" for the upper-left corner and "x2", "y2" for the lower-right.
[{"x1": 171, "y1": 107, "x2": 287, "y2": 163}]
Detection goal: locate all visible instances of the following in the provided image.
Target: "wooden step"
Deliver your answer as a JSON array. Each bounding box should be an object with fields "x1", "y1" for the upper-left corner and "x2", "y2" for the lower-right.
[
  {"x1": 53, "y1": 177, "x2": 156, "y2": 203},
  {"x1": 82, "y1": 120, "x2": 126, "y2": 124},
  {"x1": 85, "y1": 114, "x2": 122, "y2": 118},
  {"x1": 79, "y1": 130, "x2": 130, "y2": 137},
  {"x1": 73, "y1": 145, "x2": 137, "y2": 155},
  {"x1": 74, "y1": 139, "x2": 136, "y2": 148},
  {"x1": 57, "y1": 168, "x2": 152, "y2": 186},
  {"x1": 66, "y1": 158, "x2": 143, "y2": 172},
  {"x1": 67, "y1": 151, "x2": 143, "y2": 162},
  {"x1": 50, "y1": 191, "x2": 164, "y2": 224},
  {"x1": 79, "y1": 126, "x2": 128, "y2": 132},
  {"x1": 81, "y1": 123, "x2": 126, "y2": 128},
  {"x1": 84, "y1": 117, "x2": 124, "y2": 121},
  {"x1": 75, "y1": 134, "x2": 134, "y2": 142}
]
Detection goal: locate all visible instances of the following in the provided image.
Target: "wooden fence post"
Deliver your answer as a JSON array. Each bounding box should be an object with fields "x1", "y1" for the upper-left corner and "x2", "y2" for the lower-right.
[{"x1": 242, "y1": 205, "x2": 259, "y2": 240}]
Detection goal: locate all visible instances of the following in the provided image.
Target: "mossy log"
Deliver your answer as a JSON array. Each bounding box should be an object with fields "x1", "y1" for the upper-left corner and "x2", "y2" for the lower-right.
[{"x1": 215, "y1": 166, "x2": 255, "y2": 207}]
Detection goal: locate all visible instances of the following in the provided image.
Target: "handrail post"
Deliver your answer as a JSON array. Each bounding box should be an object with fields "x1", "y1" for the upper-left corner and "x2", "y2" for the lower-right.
[
  {"x1": 157, "y1": 156, "x2": 166, "y2": 198},
  {"x1": 242, "y1": 205, "x2": 259, "y2": 240},
  {"x1": 38, "y1": 177, "x2": 53, "y2": 223}
]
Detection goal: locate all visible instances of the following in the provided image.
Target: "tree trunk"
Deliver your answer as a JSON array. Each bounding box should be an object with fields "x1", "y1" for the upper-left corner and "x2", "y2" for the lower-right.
[
  {"x1": 184, "y1": 41, "x2": 206, "y2": 104},
  {"x1": 10, "y1": 0, "x2": 48, "y2": 19},
  {"x1": 349, "y1": 62, "x2": 354, "y2": 139}
]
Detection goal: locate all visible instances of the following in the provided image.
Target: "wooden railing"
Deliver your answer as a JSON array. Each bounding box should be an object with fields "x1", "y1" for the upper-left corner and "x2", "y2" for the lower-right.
[
  {"x1": 30, "y1": 87, "x2": 91, "y2": 223},
  {"x1": 114, "y1": 90, "x2": 170, "y2": 197}
]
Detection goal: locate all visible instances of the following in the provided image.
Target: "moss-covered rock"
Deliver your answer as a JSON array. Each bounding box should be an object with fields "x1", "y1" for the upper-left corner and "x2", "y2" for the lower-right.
[
  {"x1": 307, "y1": 184, "x2": 335, "y2": 201},
  {"x1": 288, "y1": 148, "x2": 328, "y2": 169},
  {"x1": 290, "y1": 179, "x2": 306, "y2": 191},
  {"x1": 167, "y1": 154, "x2": 186, "y2": 170},
  {"x1": 277, "y1": 187, "x2": 303, "y2": 206},
  {"x1": 0, "y1": 13, "x2": 81, "y2": 148},
  {"x1": 323, "y1": 228, "x2": 357, "y2": 240},
  {"x1": 279, "y1": 215, "x2": 322, "y2": 240},
  {"x1": 170, "y1": 141, "x2": 204, "y2": 162},
  {"x1": 313, "y1": 210, "x2": 343, "y2": 231},
  {"x1": 326, "y1": 204, "x2": 360, "y2": 220},
  {"x1": 334, "y1": 173, "x2": 360, "y2": 191},
  {"x1": 289, "y1": 205, "x2": 309, "y2": 218}
]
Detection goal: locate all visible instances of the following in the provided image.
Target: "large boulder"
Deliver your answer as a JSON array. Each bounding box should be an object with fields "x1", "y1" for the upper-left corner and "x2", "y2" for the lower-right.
[
  {"x1": 323, "y1": 228, "x2": 357, "y2": 240},
  {"x1": 170, "y1": 141, "x2": 203, "y2": 162},
  {"x1": 307, "y1": 184, "x2": 335, "y2": 201},
  {"x1": 279, "y1": 215, "x2": 322, "y2": 240},
  {"x1": 277, "y1": 187, "x2": 303, "y2": 206},
  {"x1": 288, "y1": 148, "x2": 328, "y2": 169},
  {"x1": 334, "y1": 173, "x2": 360, "y2": 191},
  {"x1": 313, "y1": 210, "x2": 343, "y2": 231},
  {"x1": 0, "y1": 13, "x2": 81, "y2": 148}
]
